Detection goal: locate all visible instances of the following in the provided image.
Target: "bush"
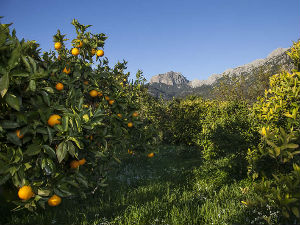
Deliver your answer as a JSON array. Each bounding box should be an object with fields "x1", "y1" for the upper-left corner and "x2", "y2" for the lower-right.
[
  {"x1": 246, "y1": 40, "x2": 300, "y2": 224},
  {"x1": 0, "y1": 18, "x2": 156, "y2": 211}
]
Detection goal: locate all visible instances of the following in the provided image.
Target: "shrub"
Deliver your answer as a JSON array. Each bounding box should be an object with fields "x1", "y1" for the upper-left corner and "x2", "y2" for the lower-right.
[{"x1": 0, "y1": 18, "x2": 155, "y2": 211}]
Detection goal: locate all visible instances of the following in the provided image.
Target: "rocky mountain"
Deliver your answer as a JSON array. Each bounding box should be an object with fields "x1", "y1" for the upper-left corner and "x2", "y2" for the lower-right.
[{"x1": 147, "y1": 47, "x2": 294, "y2": 100}]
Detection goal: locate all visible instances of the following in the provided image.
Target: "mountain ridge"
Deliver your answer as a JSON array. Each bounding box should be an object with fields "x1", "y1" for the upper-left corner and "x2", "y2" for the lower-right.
[{"x1": 147, "y1": 47, "x2": 294, "y2": 99}]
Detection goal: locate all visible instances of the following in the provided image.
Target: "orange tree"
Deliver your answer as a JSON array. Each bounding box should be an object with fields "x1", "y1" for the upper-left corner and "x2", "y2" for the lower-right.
[{"x1": 0, "y1": 18, "x2": 155, "y2": 211}]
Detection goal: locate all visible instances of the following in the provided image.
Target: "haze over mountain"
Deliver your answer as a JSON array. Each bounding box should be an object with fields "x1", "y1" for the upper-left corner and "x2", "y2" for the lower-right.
[{"x1": 146, "y1": 47, "x2": 294, "y2": 99}]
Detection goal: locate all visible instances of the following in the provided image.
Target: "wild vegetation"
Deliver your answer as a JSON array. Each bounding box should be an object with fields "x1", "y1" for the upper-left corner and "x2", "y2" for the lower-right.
[{"x1": 0, "y1": 18, "x2": 299, "y2": 225}]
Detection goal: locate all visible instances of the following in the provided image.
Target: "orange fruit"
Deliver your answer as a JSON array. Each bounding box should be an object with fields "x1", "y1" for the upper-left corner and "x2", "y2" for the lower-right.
[
  {"x1": 147, "y1": 153, "x2": 155, "y2": 158},
  {"x1": 18, "y1": 186, "x2": 34, "y2": 200},
  {"x1": 132, "y1": 112, "x2": 138, "y2": 117},
  {"x1": 117, "y1": 113, "x2": 122, "y2": 118},
  {"x1": 128, "y1": 122, "x2": 133, "y2": 128},
  {"x1": 55, "y1": 82, "x2": 64, "y2": 91},
  {"x1": 48, "y1": 114, "x2": 61, "y2": 127},
  {"x1": 71, "y1": 48, "x2": 80, "y2": 56},
  {"x1": 76, "y1": 40, "x2": 83, "y2": 48},
  {"x1": 63, "y1": 67, "x2": 71, "y2": 74},
  {"x1": 83, "y1": 81, "x2": 89, "y2": 85},
  {"x1": 78, "y1": 158, "x2": 86, "y2": 165},
  {"x1": 91, "y1": 48, "x2": 96, "y2": 55},
  {"x1": 89, "y1": 90, "x2": 98, "y2": 97},
  {"x1": 109, "y1": 100, "x2": 115, "y2": 105},
  {"x1": 70, "y1": 160, "x2": 80, "y2": 169},
  {"x1": 98, "y1": 92, "x2": 103, "y2": 97},
  {"x1": 104, "y1": 96, "x2": 110, "y2": 101},
  {"x1": 54, "y1": 42, "x2": 62, "y2": 50},
  {"x1": 48, "y1": 195, "x2": 61, "y2": 207},
  {"x1": 16, "y1": 129, "x2": 24, "y2": 139},
  {"x1": 96, "y1": 50, "x2": 104, "y2": 57}
]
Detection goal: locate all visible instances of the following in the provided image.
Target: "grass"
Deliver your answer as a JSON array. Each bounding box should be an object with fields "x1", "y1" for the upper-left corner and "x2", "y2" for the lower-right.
[{"x1": 0, "y1": 145, "x2": 276, "y2": 225}]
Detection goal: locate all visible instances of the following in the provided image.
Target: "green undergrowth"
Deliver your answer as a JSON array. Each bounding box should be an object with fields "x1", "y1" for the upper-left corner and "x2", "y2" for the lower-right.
[{"x1": 1, "y1": 145, "x2": 278, "y2": 225}]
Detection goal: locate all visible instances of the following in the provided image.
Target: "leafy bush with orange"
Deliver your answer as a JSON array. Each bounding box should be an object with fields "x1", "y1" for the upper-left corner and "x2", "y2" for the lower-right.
[{"x1": 0, "y1": 18, "x2": 155, "y2": 211}]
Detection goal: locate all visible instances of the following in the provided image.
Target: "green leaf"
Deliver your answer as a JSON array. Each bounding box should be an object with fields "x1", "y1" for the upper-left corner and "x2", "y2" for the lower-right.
[
  {"x1": 21, "y1": 56, "x2": 31, "y2": 73},
  {"x1": 43, "y1": 87, "x2": 54, "y2": 94},
  {"x1": 5, "y1": 93, "x2": 21, "y2": 111},
  {"x1": 0, "y1": 72, "x2": 9, "y2": 97},
  {"x1": 62, "y1": 116, "x2": 69, "y2": 132},
  {"x1": 47, "y1": 126, "x2": 53, "y2": 144},
  {"x1": 28, "y1": 80, "x2": 36, "y2": 92},
  {"x1": 0, "y1": 120, "x2": 19, "y2": 129},
  {"x1": 56, "y1": 142, "x2": 67, "y2": 163},
  {"x1": 41, "y1": 91, "x2": 50, "y2": 106},
  {"x1": 8, "y1": 46, "x2": 21, "y2": 70},
  {"x1": 66, "y1": 141, "x2": 76, "y2": 157},
  {"x1": 38, "y1": 189, "x2": 51, "y2": 197},
  {"x1": 286, "y1": 143, "x2": 299, "y2": 149},
  {"x1": 76, "y1": 176, "x2": 88, "y2": 188},
  {"x1": 69, "y1": 137, "x2": 82, "y2": 149},
  {"x1": 7, "y1": 132, "x2": 22, "y2": 146},
  {"x1": 43, "y1": 145, "x2": 56, "y2": 159},
  {"x1": 274, "y1": 147, "x2": 281, "y2": 157},
  {"x1": 53, "y1": 187, "x2": 72, "y2": 197},
  {"x1": 25, "y1": 143, "x2": 41, "y2": 156},
  {"x1": 27, "y1": 56, "x2": 36, "y2": 73},
  {"x1": 291, "y1": 207, "x2": 300, "y2": 218},
  {"x1": 266, "y1": 140, "x2": 277, "y2": 148}
]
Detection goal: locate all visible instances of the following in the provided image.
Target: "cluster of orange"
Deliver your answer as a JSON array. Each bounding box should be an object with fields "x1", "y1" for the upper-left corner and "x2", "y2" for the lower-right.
[
  {"x1": 18, "y1": 186, "x2": 61, "y2": 207},
  {"x1": 54, "y1": 40, "x2": 104, "y2": 82}
]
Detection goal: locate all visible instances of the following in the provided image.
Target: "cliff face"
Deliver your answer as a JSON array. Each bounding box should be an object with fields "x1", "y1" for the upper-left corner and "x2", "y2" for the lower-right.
[
  {"x1": 149, "y1": 71, "x2": 189, "y2": 86},
  {"x1": 147, "y1": 47, "x2": 294, "y2": 100}
]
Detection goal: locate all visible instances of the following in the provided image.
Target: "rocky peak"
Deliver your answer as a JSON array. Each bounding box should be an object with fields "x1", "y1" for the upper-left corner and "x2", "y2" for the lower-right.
[{"x1": 149, "y1": 71, "x2": 189, "y2": 86}]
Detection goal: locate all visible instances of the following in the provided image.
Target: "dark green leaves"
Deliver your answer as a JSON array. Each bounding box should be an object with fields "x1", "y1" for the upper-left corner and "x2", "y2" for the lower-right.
[
  {"x1": 25, "y1": 142, "x2": 41, "y2": 156},
  {"x1": 56, "y1": 141, "x2": 76, "y2": 163},
  {"x1": 5, "y1": 93, "x2": 21, "y2": 111}
]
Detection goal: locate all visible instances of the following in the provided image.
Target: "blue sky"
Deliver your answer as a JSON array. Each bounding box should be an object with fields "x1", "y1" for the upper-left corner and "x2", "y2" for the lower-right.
[{"x1": 1, "y1": 0, "x2": 299, "y2": 82}]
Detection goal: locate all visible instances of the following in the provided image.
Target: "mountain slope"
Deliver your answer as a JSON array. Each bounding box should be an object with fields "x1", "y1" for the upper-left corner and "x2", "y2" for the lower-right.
[{"x1": 147, "y1": 48, "x2": 294, "y2": 100}]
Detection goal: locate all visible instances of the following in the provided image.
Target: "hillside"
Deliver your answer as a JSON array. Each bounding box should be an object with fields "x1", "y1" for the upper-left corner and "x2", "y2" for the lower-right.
[{"x1": 146, "y1": 48, "x2": 294, "y2": 100}]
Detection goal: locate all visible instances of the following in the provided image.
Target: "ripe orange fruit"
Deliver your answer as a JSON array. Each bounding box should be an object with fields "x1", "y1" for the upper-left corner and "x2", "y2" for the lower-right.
[
  {"x1": 78, "y1": 158, "x2": 86, "y2": 165},
  {"x1": 76, "y1": 40, "x2": 83, "y2": 48},
  {"x1": 18, "y1": 186, "x2": 34, "y2": 200},
  {"x1": 83, "y1": 81, "x2": 89, "y2": 85},
  {"x1": 63, "y1": 67, "x2": 71, "y2": 74},
  {"x1": 48, "y1": 195, "x2": 61, "y2": 206},
  {"x1": 91, "y1": 48, "x2": 96, "y2": 55},
  {"x1": 54, "y1": 42, "x2": 62, "y2": 50},
  {"x1": 117, "y1": 113, "x2": 122, "y2": 118},
  {"x1": 132, "y1": 112, "x2": 138, "y2": 117},
  {"x1": 104, "y1": 96, "x2": 110, "y2": 101},
  {"x1": 98, "y1": 91, "x2": 103, "y2": 97},
  {"x1": 89, "y1": 90, "x2": 98, "y2": 97},
  {"x1": 96, "y1": 50, "x2": 104, "y2": 57},
  {"x1": 16, "y1": 129, "x2": 24, "y2": 139},
  {"x1": 128, "y1": 122, "x2": 133, "y2": 128},
  {"x1": 70, "y1": 160, "x2": 80, "y2": 169},
  {"x1": 147, "y1": 153, "x2": 155, "y2": 158},
  {"x1": 55, "y1": 82, "x2": 64, "y2": 91},
  {"x1": 48, "y1": 114, "x2": 61, "y2": 127},
  {"x1": 71, "y1": 48, "x2": 80, "y2": 56},
  {"x1": 109, "y1": 100, "x2": 115, "y2": 105}
]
